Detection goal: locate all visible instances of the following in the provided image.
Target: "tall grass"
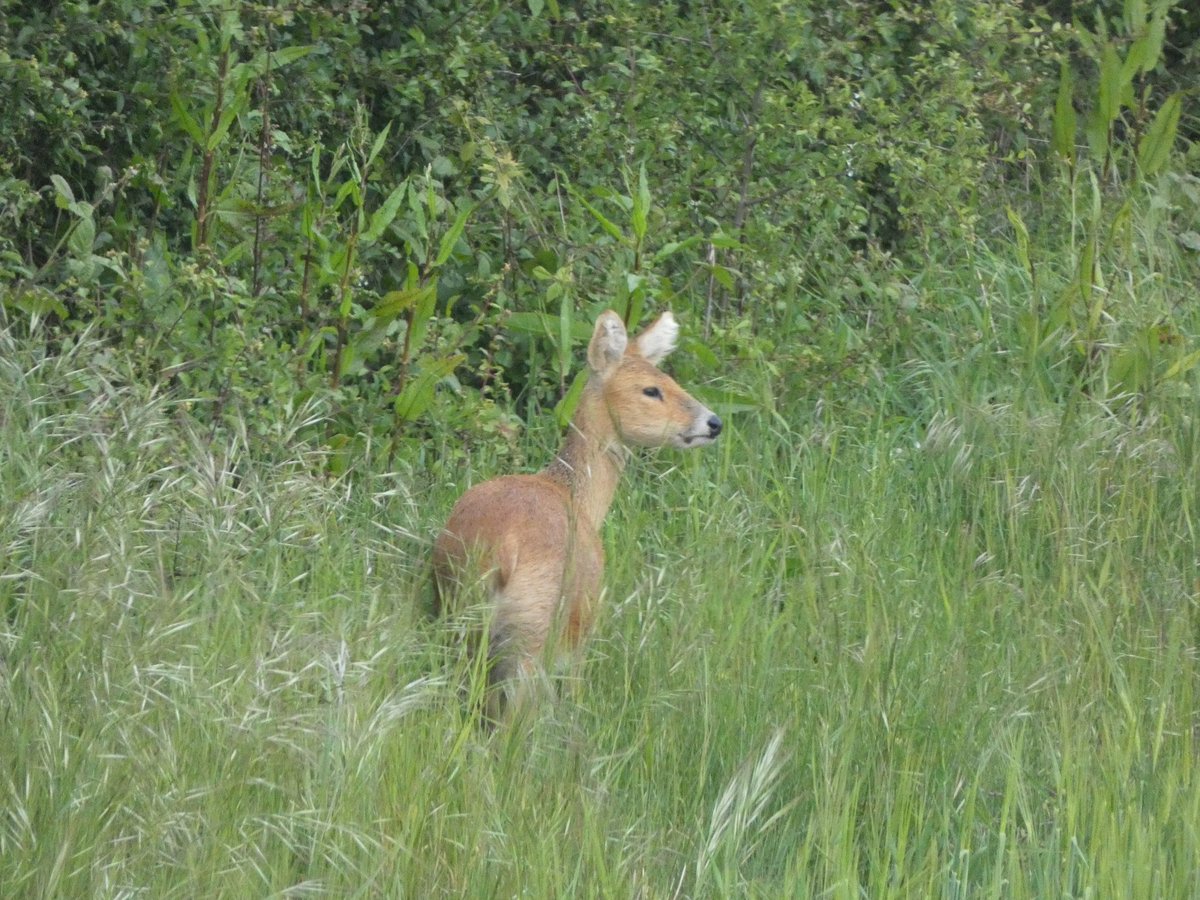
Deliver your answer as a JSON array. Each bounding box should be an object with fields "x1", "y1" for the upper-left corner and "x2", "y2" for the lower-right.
[{"x1": 2, "y1": 273, "x2": 1198, "y2": 898}]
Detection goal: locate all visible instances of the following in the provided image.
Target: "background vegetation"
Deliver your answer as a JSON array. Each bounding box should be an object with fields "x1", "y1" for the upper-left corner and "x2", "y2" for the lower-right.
[{"x1": 2, "y1": 0, "x2": 1198, "y2": 895}]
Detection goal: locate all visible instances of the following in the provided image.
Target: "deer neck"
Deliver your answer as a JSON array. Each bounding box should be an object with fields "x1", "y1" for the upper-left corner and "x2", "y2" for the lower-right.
[{"x1": 543, "y1": 380, "x2": 628, "y2": 531}]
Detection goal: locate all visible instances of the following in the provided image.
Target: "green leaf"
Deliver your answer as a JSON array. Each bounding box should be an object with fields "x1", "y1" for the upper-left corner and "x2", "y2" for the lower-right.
[
  {"x1": 374, "y1": 287, "x2": 425, "y2": 322},
  {"x1": 711, "y1": 264, "x2": 735, "y2": 291},
  {"x1": 206, "y1": 93, "x2": 249, "y2": 151},
  {"x1": 67, "y1": 210, "x2": 96, "y2": 258},
  {"x1": 527, "y1": 0, "x2": 544, "y2": 17},
  {"x1": 553, "y1": 369, "x2": 589, "y2": 428},
  {"x1": 255, "y1": 44, "x2": 315, "y2": 76},
  {"x1": 1006, "y1": 207, "x2": 1032, "y2": 280},
  {"x1": 7, "y1": 287, "x2": 68, "y2": 319},
  {"x1": 681, "y1": 336, "x2": 719, "y2": 368},
  {"x1": 50, "y1": 174, "x2": 74, "y2": 209},
  {"x1": 631, "y1": 162, "x2": 650, "y2": 242},
  {"x1": 699, "y1": 388, "x2": 757, "y2": 415},
  {"x1": 367, "y1": 121, "x2": 392, "y2": 170},
  {"x1": 1142, "y1": 4, "x2": 1169, "y2": 75},
  {"x1": 434, "y1": 202, "x2": 474, "y2": 267},
  {"x1": 362, "y1": 183, "x2": 407, "y2": 244},
  {"x1": 1160, "y1": 348, "x2": 1200, "y2": 384},
  {"x1": 1097, "y1": 43, "x2": 1126, "y2": 127},
  {"x1": 652, "y1": 236, "x2": 703, "y2": 263},
  {"x1": 333, "y1": 179, "x2": 361, "y2": 212},
  {"x1": 394, "y1": 354, "x2": 464, "y2": 422},
  {"x1": 558, "y1": 293, "x2": 573, "y2": 378},
  {"x1": 1080, "y1": 235, "x2": 1105, "y2": 332},
  {"x1": 573, "y1": 190, "x2": 627, "y2": 243},
  {"x1": 1137, "y1": 93, "x2": 1181, "y2": 177},
  {"x1": 1123, "y1": 0, "x2": 1147, "y2": 34},
  {"x1": 169, "y1": 92, "x2": 205, "y2": 145},
  {"x1": 625, "y1": 279, "x2": 644, "y2": 328},
  {"x1": 507, "y1": 312, "x2": 592, "y2": 343},
  {"x1": 407, "y1": 280, "x2": 438, "y2": 351},
  {"x1": 1051, "y1": 63, "x2": 1077, "y2": 164}
]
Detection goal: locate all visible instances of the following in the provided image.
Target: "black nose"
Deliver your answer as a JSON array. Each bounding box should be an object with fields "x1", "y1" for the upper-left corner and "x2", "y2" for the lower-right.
[{"x1": 707, "y1": 415, "x2": 723, "y2": 437}]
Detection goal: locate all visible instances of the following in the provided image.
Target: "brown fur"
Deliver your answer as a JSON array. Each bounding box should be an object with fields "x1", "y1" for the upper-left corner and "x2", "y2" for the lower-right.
[{"x1": 432, "y1": 310, "x2": 721, "y2": 720}]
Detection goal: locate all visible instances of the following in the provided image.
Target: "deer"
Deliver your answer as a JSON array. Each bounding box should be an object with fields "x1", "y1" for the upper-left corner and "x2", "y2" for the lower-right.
[{"x1": 432, "y1": 309, "x2": 722, "y2": 723}]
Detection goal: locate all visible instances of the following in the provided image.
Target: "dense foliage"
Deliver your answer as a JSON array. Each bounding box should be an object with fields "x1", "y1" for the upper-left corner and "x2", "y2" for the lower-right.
[{"x1": 4, "y1": 0, "x2": 1194, "y2": 465}]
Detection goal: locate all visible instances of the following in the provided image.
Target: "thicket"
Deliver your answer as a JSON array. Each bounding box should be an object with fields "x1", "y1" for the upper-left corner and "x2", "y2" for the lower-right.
[{"x1": 1, "y1": 0, "x2": 1197, "y2": 463}]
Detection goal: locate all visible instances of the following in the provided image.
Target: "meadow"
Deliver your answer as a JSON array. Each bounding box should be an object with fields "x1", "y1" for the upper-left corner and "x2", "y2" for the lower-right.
[
  {"x1": 3, "y1": 283, "x2": 1197, "y2": 897},
  {"x1": 3, "y1": 2, "x2": 1199, "y2": 895}
]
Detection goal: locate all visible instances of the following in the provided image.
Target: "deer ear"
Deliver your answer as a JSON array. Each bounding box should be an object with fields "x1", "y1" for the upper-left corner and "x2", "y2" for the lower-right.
[
  {"x1": 587, "y1": 310, "x2": 628, "y2": 378},
  {"x1": 633, "y1": 311, "x2": 679, "y2": 366}
]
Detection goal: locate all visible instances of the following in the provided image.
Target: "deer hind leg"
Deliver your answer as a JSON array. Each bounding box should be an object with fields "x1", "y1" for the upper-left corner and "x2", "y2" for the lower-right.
[{"x1": 481, "y1": 566, "x2": 568, "y2": 725}]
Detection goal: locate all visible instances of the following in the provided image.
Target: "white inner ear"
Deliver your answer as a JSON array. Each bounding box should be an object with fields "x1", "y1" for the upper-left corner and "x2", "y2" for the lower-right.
[
  {"x1": 634, "y1": 312, "x2": 679, "y2": 365},
  {"x1": 588, "y1": 311, "x2": 628, "y2": 375}
]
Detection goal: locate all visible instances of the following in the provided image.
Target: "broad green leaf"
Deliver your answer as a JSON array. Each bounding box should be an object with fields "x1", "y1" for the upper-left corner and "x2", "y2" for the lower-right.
[
  {"x1": 505, "y1": 311, "x2": 556, "y2": 338},
  {"x1": 206, "y1": 93, "x2": 249, "y2": 151},
  {"x1": 698, "y1": 388, "x2": 757, "y2": 415},
  {"x1": 434, "y1": 202, "x2": 474, "y2": 267},
  {"x1": 362, "y1": 183, "x2": 407, "y2": 244},
  {"x1": 238, "y1": 45, "x2": 316, "y2": 83},
  {"x1": 1137, "y1": 93, "x2": 1181, "y2": 177},
  {"x1": 67, "y1": 210, "x2": 95, "y2": 258},
  {"x1": 374, "y1": 286, "x2": 427, "y2": 321},
  {"x1": 1052, "y1": 63, "x2": 1077, "y2": 164},
  {"x1": 1006, "y1": 207, "x2": 1032, "y2": 279},
  {"x1": 1142, "y1": 4, "x2": 1168, "y2": 75},
  {"x1": 310, "y1": 145, "x2": 323, "y2": 198},
  {"x1": 707, "y1": 232, "x2": 745, "y2": 250},
  {"x1": 711, "y1": 264, "x2": 735, "y2": 291},
  {"x1": 553, "y1": 369, "x2": 588, "y2": 428},
  {"x1": 50, "y1": 174, "x2": 74, "y2": 208},
  {"x1": 9, "y1": 287, "x2": 68, "y2": 319},
  {"x1": 558, "y1": 293, "x2": 573, "y2": 378},
  {"x1": 170, "y1": 92, "x2": 205, "y2": 145},
  {"x1": 394, "y1": 353, "x2": 465, "y2": 422},
  {"x1": 631, "y1": 163, "x2": 650, "y2": 242},
  {"x1": 681, "y1": 336, "x2": 719, "y2": 368},
  {"x1": 652, "y1": 236, "x2": 703, "y2": 263},
  {"x1": 1076, "y1": 235, "x2": 1096, "y2": 309},
  {"x1": 1125, "y1": 34, "x2": 1153, "y2": 78},
  {"x1": 1109, "y1": 200, "x2": 1133, "y2": 244},
  {"x1": 1161, "y1": 348, "x2": 1200, "y2": 383},
  {"x1": 1123, "y1": 0, "x2": 1146, "y2": 34},
  {"x1": 367, "y1": 121, "x2": 392, "y2": 170},
  {"x1": 624, "y1": 277, "x2": 644, "y2": 328},
  {"x1": 338, "y1": 340, "x2": 357, "y2": 379},
  {"x1": 333, "y1": 179, "x2": 361, "y2": 212},
  {"x1": 407, "y1": 278, "x2": 439, "y2": 351},
  {"x1": 573, "y1": 191, "x2": 627, "y2": 243},
  {"x1": 506, "y1": 311, "x2": 592, "y2": 343},
  {"x1": 407, "y1": 182, "x2": 427, "y2": 241},
  {"x1": 1097, "y1": 43, "x2": 1125, "y2": 127}
]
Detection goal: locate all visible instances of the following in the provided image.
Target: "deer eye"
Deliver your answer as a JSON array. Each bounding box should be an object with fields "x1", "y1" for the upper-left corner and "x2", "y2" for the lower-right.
[{"x1": 642, "y1": 386, "x2": 663, "y2": 400}]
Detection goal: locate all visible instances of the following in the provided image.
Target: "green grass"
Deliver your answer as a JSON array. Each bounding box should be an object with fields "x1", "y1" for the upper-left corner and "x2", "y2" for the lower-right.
[{"x1": 2, "y1": 310, "x2": 1198, "y2": 898}]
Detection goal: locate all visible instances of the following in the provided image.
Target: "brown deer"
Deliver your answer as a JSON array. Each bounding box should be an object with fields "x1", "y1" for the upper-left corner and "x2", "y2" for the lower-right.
[{"x1": 432, "y1": 310, "x2": 722, "y2": 721}]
